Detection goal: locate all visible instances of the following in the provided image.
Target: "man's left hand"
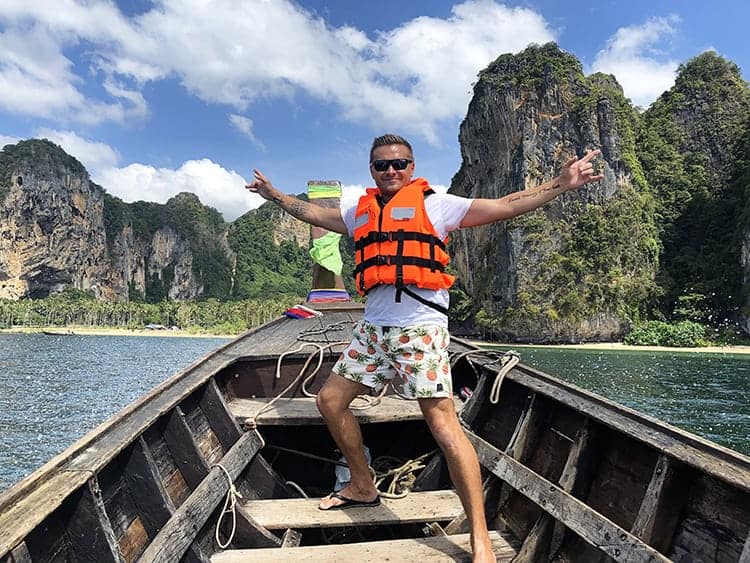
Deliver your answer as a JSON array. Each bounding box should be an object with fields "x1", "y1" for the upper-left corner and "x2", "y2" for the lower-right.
[{"x1": 559, "y1": 149, "x2": 605, "y2": 190}]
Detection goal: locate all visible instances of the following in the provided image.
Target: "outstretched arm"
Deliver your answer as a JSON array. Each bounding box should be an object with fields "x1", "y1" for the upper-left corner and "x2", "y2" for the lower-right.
[
  {"x1": 245, "y1": 169, "x2": 348, "y2": 235},
  {"x1": 460, "y1": 150, "x2": 604, "y2": 228}
]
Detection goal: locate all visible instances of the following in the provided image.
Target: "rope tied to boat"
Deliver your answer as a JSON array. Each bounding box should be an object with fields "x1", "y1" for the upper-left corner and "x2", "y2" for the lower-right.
[
  {"x1": 245, "y1": 341, "x2": 348, "y2": 431},
  {"x1": 213, "y1": 463, "x2": 243, "y2": 549},
  {"x1": 490, "y1": 351, "x2": 520, "y2": 404},
  {"x1": 449, "y1": 349, "x2": 520, "y2": 404}
]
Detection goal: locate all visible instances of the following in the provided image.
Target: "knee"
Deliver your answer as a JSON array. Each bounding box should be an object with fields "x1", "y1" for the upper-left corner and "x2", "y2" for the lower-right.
[
  {"x1": 430, "y1": 422, "x2": 462, "y2": 453},
  {"x1": 316, "y1": 385, "x2": 345, "y2": 419}
]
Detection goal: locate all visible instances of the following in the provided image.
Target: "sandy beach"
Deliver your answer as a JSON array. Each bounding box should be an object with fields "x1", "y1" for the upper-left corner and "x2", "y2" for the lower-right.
[
  {"x1": 472, "y1": 340, "x2": 750, "y2": 355},
  {"x1": 3, "y1": 325, "x2": 750, "y2": 353},
  {"x1": 0, "y1": 326, "x2": 233, "y2": 339}
]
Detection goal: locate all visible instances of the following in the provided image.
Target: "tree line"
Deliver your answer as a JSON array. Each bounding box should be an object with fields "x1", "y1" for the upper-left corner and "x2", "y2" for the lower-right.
[{"x1": 0, "y1": 290, "x2": 300, "y2": 335}]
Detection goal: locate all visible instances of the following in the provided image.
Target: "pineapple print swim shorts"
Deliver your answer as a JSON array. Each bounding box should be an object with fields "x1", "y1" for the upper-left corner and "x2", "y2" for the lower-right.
[{"x1": 332, "y1": 320, "x2": 452, "y2": 399}]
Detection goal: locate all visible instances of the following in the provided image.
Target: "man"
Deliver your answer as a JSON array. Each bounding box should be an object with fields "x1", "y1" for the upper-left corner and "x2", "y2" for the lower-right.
[{"x1": 246, "y1": 134, "x2": 603, "y2": 562}]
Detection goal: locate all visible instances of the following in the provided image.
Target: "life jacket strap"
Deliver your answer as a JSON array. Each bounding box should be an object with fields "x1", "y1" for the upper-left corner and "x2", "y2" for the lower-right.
[
  {"x1": 395, "y1": 286, "x2": 450, "y2": 316},
  {"x1": 354, "y1": 230, "x2": 446, "y2": 252},
  {"x1": 353, "y1": 255, "x2": 446, "y2": 275}
]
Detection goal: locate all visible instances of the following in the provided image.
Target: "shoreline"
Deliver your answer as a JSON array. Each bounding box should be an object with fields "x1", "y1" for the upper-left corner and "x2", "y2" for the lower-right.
[
  {"x1": 471, "y1": 340, "x2": 750, "y2": 355},
  {"x1": 2, "y1": 325, "x2": 749, "y2": 353},
  {"x1": 0, "y1": 326, "x2": 234, "y2": 339}
]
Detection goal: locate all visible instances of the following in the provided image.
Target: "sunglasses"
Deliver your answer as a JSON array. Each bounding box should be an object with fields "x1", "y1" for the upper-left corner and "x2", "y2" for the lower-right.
[{"x1": 370, "y1": 158, "x2": 413, "y2": 172}]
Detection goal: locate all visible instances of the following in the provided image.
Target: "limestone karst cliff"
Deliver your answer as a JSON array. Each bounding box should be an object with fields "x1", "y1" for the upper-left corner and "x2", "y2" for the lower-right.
[
  {"x1": 639, "y1": 52, "x2": 750, "y2": 330},
  {"x1": 0, "y1": 141, "x2": 115, "y2": 300},
  {"x1": 0, "y1": 139, "x2": 312, "y2": 302},
  {"x1": 449, "y1": 43, "x2": 659, "y2": 342}
]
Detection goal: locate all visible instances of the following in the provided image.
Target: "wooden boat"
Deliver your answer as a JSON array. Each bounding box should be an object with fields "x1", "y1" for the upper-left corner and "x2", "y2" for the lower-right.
[{"x1": 1, "y1": 301, "x2": 748, "y2": 562}]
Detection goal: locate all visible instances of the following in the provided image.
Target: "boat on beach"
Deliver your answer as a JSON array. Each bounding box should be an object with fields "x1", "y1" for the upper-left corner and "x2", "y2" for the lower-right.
[{"x1": 0, "y1": 300, "x2": 748, "y2": 563}]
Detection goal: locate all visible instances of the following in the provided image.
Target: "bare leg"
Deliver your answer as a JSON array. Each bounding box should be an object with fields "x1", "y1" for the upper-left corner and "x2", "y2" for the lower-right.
[
  {"x1": 316, "y1": 373, "x2": 379, "y2": 508},
  {"x1": 419, "y1": 397, "x2": 495, "y2": 563}
]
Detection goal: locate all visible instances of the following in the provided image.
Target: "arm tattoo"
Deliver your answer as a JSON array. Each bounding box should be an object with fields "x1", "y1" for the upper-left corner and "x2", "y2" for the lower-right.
[
  {"x1": 288, "y1": 199, "x2": 310, "y2": 219},
  {"x1": 508, "y1": 182, "x2": 562, "y2": 202},
  {"x1": 271, "y1": 193, "x2": 311, "y2": 220}
]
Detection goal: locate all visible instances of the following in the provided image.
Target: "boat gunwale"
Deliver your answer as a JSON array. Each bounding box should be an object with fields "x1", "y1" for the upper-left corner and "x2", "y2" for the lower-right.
[
  {"x1": 455, "y1": 344, "x2": 750, "y2": 493},
  {"x1": 0, "y1": 316, "x2": 292, "y2": 557}
]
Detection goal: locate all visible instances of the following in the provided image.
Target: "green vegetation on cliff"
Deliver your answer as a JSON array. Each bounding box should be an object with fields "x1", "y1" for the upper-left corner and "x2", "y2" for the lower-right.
[
  {"x1": 467, "y1": 43, "x2": 660, "y2": 339},
  {"x1": 228, "y1": 201, "x2": 313, "y2": 298},
  {"x1": 0, "y1": 139, "x2": 88, "y2": 203},
  {"x1": 640, "y1": 52, "x2": 750, "y2": 323},
  {"x1": 103, "y1": 192, "x2": 234, "y2": 301}
]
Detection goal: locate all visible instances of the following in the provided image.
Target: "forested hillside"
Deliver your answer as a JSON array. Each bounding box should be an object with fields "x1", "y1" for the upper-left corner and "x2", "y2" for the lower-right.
[{"x1": 448, "y1": 45, "x2": 750, "y2": 342}]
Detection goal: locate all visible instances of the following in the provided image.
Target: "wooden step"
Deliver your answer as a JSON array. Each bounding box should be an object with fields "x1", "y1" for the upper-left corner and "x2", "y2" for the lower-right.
[
  {"x1": 228, "y1": 396, "x2": 463, "y2": 426},
  {"x1": 211, "y1": 531, "x2": 517, "y2": 562},
  {"x1": 243, "y1": 490, "x2": 464, "y2": 529}
]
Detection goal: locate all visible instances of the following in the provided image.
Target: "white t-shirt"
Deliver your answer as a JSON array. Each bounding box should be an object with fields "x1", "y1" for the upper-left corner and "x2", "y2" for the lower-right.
[{"x1": 341, "y1": 191, "x2": 473, "y2": 327}]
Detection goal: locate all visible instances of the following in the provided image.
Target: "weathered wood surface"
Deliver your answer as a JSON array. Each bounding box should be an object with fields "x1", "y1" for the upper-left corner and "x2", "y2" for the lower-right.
[
  {"x1": 630, "y1": 454, "x2": 688, "y2": 552},
  {"x1": 243, "y1": 490, "x2": 464, "y2": 529},
  {"x1": 466, "y1": 430, "x2": 672, "y2": 563},
  {"x1": 123, "y1": 437, "x2": 176, "y2": 537},
  {"x1": 514, "y1": 422, "x2": 596, "y2": 562},
  {"x1": 200, "y1": 379, "x2": 243, "y2": 449},
  {"x1": 0, "y1": 470, "x2": 91, "y2": 559},
  {"x1": 163, "y1": 407, "x2": 209, "y2": 489},
  {"x1": 740, "y1": 532, "x2": 750, "y2": 563},
  {"x1": 280, "y1": 529, "x2": 302, "y2": 548},
  {"x1": 67, "y1": 479, "x2": 124, "y2": 563},
  {"x1": 228, "y1": 396, "x2": 462, "y2": 426},
  {"x1": 210, "y1": 531, "x2": 517, "y2": 562},
  {"x1": 135, "y1": 431, "x2": 266, "y2": 563},
  {"x1": 0, "y1": 542, "x2": 32, "y2": 563},
  {"x1": 498, "y1": 363, "x2": 750, "y2": 493}
]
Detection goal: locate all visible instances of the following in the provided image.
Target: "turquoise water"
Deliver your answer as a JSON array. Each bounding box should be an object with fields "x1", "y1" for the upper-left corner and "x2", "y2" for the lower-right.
[
  {"x1": 0, "y1": 333, "x2": 230, "y2": 491},
  {"x1": 488, "y1": 346, "x2": 750, "y2": 456},
  {"x1": 0, "y1": 335, "x2": 748, "y2": 492}
]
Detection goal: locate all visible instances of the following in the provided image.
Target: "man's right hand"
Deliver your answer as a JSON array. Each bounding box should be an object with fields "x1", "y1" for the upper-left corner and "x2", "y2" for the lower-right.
[{"x1": 245, "y1": 169, "x2": 276, "y2": 200}]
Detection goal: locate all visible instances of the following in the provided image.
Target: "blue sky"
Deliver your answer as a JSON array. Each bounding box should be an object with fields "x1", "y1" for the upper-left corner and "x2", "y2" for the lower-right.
[{"x1": 1, "y1": 0, "x2": 748, "y2": 220}]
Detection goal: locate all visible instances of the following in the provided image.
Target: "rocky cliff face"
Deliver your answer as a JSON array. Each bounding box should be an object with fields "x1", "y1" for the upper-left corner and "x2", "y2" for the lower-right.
[
  {"x1": 0, "y1": 141, "x2": 113, "y2": 299},
  {"x1": 449, "y1": 43, "x2": 658, "y2": 342},
  {"x1": 0, "y1": 140, "x2": 229, "y2": 301}
]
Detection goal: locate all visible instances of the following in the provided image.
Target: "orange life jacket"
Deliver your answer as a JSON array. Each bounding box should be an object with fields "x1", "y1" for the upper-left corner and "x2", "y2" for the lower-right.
[{"x1": 352, "y1": 178, "x2": 454, "y2": 312}]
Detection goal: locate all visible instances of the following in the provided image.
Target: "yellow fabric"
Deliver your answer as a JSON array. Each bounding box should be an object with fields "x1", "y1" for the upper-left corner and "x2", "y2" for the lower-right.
[
  {"x1": 307, "y1": 181, "x2": 342, "y2": 199},
  {"x1": 309, "y1": 232, "x2": 343, "y2": 275}
]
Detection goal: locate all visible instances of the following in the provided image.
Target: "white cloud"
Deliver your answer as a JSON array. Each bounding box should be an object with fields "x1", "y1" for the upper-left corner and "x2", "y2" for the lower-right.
[
  {"x1": 29, "y1": 129, "x2": 262, "y2": 220},
  {"x1": 35, "y1": 128, "x2": 120, "y2": 174},
  {"x1": 0, "y1": 0, "x2": 555, "y2": 141},
  {"x1": 0, "y1": 16, "x2": 150, "y2": 124},
  {"x1": 340, "y1": 184, "x2": 366, "y2": 211},
  {"x1": 229, "y1": 114, "x2": 266, "y2": 151},
  {"x1": 592, "y1": 16, "x2": 680, "y2": 108},
  {"x1": 0, "y1": 134, "x2": 21, "y2": 148},
  {"x1": 97, "y1": 159, "x2": 264, "y2": 221}
]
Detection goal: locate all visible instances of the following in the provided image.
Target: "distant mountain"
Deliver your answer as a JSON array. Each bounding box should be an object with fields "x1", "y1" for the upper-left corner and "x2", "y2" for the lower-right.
[
  {"x1": 0, "y1": 139, "x2": 317, "y2": 302},
  {"x1": 449, "y1": 44, "x2": 750, "y2": 341}
]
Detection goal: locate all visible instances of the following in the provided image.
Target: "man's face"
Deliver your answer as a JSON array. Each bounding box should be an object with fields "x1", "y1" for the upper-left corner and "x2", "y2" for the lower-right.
[{"x1": 370, "y1": 144, "x2": 415, "y2": 200}]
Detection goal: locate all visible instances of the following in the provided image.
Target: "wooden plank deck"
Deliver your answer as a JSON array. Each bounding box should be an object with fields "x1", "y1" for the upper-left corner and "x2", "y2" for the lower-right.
[
  {"x1": 211, "y1": 531, "x2": 517, "y2": 562},
  {"x1": 243, "y1": 490, "x2": 464, "y2": 529},
  {"x1": 228, "y1": 396, "x2": 463, "y2": 426}
]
